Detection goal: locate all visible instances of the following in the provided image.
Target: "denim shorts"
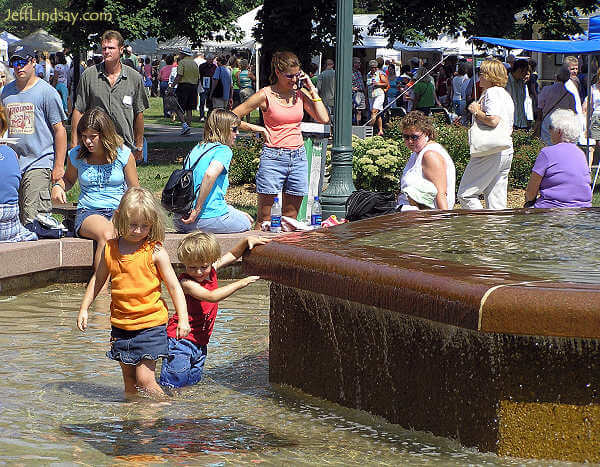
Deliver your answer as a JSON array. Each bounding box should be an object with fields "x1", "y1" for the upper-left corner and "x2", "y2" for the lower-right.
[
  {"x1": 75, "y1": 208, "x2": 115, "y2": 236},
  {"x1": 106, "y1": 325, "x2": 168, "y2": 365},
  {"x1": 256, "y1": 146, "x2": 308, "y2": 196},
  {"x1": 174, "y1": 205, "x2": 251, "y2": 234},
  {"x1": 159, "y1": 337, "x2": 207, "y2": 388}
]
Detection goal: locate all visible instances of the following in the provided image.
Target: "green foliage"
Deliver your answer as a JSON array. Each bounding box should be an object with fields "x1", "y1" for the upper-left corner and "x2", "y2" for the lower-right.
[
  {"x1": 229, "y1": 136, "x2": 262, "y2": 186},
  {"x1": 351, "y1": 134, "x2": 410, "y2": 192},
  {"x1": 383, "y1": 117, "x2": 544, "y2": 191},
  {"x1": 372, "y1": 0, "x2": 599, "y2": 44}
]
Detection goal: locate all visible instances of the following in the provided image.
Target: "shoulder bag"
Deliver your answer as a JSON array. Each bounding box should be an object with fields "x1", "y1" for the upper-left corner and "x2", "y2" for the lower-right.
[{"x1": 468, "y1": 93, "x2": 512, "y2": 157}]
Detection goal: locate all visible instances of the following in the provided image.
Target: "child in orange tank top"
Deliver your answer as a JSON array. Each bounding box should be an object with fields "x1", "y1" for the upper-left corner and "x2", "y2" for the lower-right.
[{"x1": 78, "y1": 187, "x2": 190, "y2": 399}]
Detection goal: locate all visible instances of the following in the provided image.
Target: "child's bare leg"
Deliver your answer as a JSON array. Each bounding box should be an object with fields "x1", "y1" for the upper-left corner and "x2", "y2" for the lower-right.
[
  {"x1": 136, "y1": 359, "x2": 165, "y2": 397},
  {"x1": 119, "y1": 362, "x2": 138, "y2": 398}
]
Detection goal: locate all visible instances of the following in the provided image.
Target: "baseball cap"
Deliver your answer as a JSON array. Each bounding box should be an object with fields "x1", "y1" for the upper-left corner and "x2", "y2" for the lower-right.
[
  {"x1": 368, "y1": 59, "x2": 378, "y2": 68},
  {"x1": 10, "y1": 45, "x2": 35, "y2": 62}
]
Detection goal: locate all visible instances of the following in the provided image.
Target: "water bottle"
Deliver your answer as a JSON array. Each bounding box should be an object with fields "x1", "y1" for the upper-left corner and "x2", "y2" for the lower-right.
[
  {"x1": 270, "y1": 197, "x2": 282, "y2": 233},
  {"x1": 311, "y1": 196, "x2": 322, "y2": 227}
]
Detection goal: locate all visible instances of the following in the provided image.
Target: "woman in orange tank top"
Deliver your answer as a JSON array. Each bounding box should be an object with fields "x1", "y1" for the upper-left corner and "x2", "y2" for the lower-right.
[
  {"x1": 233, "y1": 51, "x2": 330, "y2": 226},
  {"x1": 77, "y1": 187, "x2": 190, "y2": 399}
]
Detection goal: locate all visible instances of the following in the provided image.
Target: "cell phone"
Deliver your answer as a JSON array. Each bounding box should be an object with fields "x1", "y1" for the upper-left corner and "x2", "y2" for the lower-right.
[{"x1": 297, "y1": 74, "x2": 306, "y2": 89}]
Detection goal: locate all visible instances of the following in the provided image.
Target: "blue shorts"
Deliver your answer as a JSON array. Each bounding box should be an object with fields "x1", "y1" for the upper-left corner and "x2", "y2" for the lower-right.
[
  {"x1": 174, "y1": 205, "x2": 251, "y2": 234},
  {"x1": 159, "y1": 337, "x2": 207, "y2": 388},
  {"x1": 75, "y1": 207, "x2": 115, "y2": 236},
  {"x1": 255, "y1": 146, "x2": 308, "y2": 197},
  {"x1": 106, "y1": 325, "x2": 168, "y2": 365}
]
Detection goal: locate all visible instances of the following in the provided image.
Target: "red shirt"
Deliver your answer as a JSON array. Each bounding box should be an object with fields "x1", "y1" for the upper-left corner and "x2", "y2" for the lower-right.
[{"x1": 166, "y1": 269, "x2": 218, "y2": 346}]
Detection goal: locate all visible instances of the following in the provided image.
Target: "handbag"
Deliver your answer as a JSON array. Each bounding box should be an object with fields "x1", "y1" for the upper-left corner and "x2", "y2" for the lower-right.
[
  {"x1": 468, "y1": 94, "x2": 512, "y2": 157},
  {"x1": 161, "y1": 144, "x2": 218, "y2": 215}
]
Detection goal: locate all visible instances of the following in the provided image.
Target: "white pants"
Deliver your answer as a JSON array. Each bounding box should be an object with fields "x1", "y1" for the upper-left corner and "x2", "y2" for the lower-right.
[{"x1": 457, "y1": 152, "x2": 513, "y2": 210}]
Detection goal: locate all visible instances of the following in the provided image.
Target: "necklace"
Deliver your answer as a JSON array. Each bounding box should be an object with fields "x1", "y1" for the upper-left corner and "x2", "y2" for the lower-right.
[{"x1": 271, "y1": 86, "x2": 295, "y2": 102}]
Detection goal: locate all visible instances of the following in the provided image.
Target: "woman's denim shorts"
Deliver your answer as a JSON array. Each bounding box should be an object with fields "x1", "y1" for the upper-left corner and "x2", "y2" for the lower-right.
[
  {"x1": 75, "y1": 208, "x2": 115, "y2": 236},
  {"x1": 256, "y1": 146, "x2": 308, "y2": 196},
  {"x1": 106, "y1": 325, "x2": 168, "y2": 365},
  {"x1": 174, "y1": 205, "x2": 251, "y2": 234}
]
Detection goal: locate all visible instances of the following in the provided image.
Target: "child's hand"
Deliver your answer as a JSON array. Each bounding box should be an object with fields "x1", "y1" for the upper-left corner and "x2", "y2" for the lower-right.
[
  {"x1": 77, "y1": 309, "x2": 88, "y2": 332},
  {"x1": 177, "y1": 319, "x2": 191, "y2": 339},
  {"x1": 242, "y1": 275, "x2": 260, "y2": 287},
  {"x1": 247, "y1": 236, "x2": 271, "y2": 250}
]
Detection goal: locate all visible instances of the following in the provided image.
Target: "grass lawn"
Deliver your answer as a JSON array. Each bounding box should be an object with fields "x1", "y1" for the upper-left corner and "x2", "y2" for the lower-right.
[{"x1": 143, "y1": 97, "x2": 261, "y2": 128}]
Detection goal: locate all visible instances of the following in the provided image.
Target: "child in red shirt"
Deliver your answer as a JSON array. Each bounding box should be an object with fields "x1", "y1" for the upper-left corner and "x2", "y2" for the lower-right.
[{"x1": 159, "y1": 232, "x2": 269, "y2": 388}]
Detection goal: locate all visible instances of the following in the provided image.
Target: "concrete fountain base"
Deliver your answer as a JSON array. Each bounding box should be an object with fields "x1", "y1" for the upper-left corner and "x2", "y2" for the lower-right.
[
  {"x1": 244, "y1": 210, "x2": 600, "y2": 462},
  {"x1": 269, "y1": 284, "x2": 600, "y2": 461}
]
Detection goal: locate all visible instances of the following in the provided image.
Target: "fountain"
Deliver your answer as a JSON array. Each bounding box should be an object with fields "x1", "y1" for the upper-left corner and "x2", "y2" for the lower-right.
[{"x1": 243, "y1": 209, "x2": 600, "y2": 462}]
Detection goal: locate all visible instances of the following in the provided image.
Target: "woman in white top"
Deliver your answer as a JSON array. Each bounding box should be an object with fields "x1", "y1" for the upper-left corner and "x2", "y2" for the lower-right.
[
  {"x1": 582, "y1": 68, "x2": 600, "y2": 166},
  {"x1": 457, "y1": 58, "x2": 514, "y2": 210},
  {"x1": 397, "y1": 111, "x2": 456, "y2": 210}
]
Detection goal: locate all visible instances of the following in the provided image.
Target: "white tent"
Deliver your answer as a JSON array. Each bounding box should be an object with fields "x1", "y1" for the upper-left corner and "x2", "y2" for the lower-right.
[
  {"x1": 0, "y1": 38, "x2": 8, "y2": 62},
  {"x1": 156, "y1": 37, "x2": 193, "y2": 55},
  {"x1": 129, "y1": 38, "x2": 159, "y2": 56},
  {"x1": 0, "y1": 31, "x2": 20, "y2": 45},
  {"x1": 9, "y1": 29, "x2": 62, "y2": 53},
  {"x1": 202, "y1": 6, "x2": 260, "y2": 51}
]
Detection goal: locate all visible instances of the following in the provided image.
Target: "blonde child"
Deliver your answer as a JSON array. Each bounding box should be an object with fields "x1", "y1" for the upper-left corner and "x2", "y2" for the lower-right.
[
  {"x1": 159, "y1": 232, "x2": 268, "y2": 388},
  {"x1": 78, "y1": 187, "x2": 190, "y2": 398}
]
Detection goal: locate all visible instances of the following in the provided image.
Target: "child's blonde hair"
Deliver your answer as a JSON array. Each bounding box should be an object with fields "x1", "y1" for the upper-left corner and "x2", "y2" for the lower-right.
[
  {"x1": 177, "y1": 231, "x2": 221, "y2": 265},
  {"x1": 203, "y1": 109, "x2": 240, "y2": 147},
  {"x1": 112, "y1": 187, "x2": 166, "y2": 242}
]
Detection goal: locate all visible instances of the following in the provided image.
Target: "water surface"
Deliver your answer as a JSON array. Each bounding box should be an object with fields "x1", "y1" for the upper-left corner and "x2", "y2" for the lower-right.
[{"x1": 0, "y1": 283, "x2": 577, "y2": 465}]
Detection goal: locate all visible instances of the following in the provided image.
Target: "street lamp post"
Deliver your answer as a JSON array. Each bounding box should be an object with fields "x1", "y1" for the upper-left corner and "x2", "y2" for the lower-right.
[{"x1": 320, "y1": 0, "x2": 355, "y2": 218}]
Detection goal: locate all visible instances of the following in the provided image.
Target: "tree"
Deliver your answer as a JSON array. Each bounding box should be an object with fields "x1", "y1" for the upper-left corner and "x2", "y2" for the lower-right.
[{"x1": 372, "y1": 0, "x2": 600, "y2": 44}]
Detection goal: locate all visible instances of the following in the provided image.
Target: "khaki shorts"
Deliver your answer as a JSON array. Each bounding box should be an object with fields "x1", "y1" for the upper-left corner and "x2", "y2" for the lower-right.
[
  {"x1": 19, "y1": 168, "x2": 52, "y2": 225},
  {"x1": 212, "y1": 97, "x2": 227, "y2": 109}
]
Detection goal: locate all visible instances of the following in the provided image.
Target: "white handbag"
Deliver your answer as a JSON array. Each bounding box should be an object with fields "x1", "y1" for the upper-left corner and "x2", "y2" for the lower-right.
[{"x1": 468, "y1": 95, "x2": 512, "y2": 157}]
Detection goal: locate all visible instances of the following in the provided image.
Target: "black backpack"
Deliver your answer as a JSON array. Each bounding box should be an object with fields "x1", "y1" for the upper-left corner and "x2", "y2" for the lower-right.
[
  {"x1": 345, "y1": 190, "x2": 397, "y2": 222},
  {"x1": 161, "y1": 144, "x2": 217, "y2": 215}
]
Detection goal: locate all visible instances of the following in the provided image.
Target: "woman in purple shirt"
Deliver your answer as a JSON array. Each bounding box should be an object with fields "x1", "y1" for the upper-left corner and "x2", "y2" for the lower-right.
[{"x1": 525, "y1": 109, "x2": 592, "y2": 208}]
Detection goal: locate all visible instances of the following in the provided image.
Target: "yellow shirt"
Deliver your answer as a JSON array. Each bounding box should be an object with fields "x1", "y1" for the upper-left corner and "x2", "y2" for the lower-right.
[
  {"x1": 105, "y1": 239, "x2": 168, "y2": 330},
  {"x1": 177, "y1": 56, "x2": 200, "y2": 85}
]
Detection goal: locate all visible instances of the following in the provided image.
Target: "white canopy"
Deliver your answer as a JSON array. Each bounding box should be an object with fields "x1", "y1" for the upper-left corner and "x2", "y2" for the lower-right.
[
  {"x1": 0, "y1": 31, "x2": 20, "y2": 45},
  {"x1": 10, "y1": 29, "x2": 63, "y2": 53},
  {"x1": 202, "y1": 6, "x2": 260, "y2": 51},
  {"x1": 129, "y1": 38, "x2": 159, "y2": 56}
]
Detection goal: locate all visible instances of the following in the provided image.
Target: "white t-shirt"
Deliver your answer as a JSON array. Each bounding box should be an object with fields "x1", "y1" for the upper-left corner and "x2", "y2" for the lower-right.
[
  {"x1": 481, "y1": 86, "x2": 514, "y2": 156},
  {"x1": 54, "y1": 64, "x2": 68, "y2": 85}
]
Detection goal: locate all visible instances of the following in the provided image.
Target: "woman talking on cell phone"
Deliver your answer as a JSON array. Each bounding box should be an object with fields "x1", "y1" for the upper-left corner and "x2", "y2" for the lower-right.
[{"x1": 233, "y1": 51, "x2": 329, "y2": 227}]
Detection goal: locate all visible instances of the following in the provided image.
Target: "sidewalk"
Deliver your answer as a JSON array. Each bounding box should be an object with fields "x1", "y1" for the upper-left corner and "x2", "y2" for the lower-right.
[{"x1": 145, "y1": 122, "x2": 204, "y2": 144}]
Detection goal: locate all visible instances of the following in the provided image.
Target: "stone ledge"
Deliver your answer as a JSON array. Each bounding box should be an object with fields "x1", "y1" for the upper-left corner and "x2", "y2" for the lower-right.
[{"x1": 0, "y1": 231, "x2": 280, "y2": 292}]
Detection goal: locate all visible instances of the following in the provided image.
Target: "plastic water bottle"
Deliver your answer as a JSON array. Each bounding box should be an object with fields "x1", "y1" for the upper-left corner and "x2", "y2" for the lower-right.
[
  {"x1": 311, "y1": 196, "x2": 322, "y2": 227},
  {"x1": 270, "y1": 197, "x2": 282, "y2": 233}
]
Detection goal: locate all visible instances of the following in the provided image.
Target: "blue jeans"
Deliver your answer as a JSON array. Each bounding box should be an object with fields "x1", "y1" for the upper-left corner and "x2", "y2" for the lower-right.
[
  {"x1": 255, "y1": 146, "x2": 308, "y2": 196},
  {"x1": 159, "y1": 337, "x2": 207, "y2": 388},
  {"x1": 174, "y1": 205, "x2": 251, "y2": 234}
]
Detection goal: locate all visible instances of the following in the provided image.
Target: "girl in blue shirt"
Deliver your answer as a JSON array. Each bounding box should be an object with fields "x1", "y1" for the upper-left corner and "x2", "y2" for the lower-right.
[
  {"x1": 174, "y1": 109, "x2": 253, "y2": 233},
  {"x1": 51, "y1": 107, "x2": 139, "y2": 270}
]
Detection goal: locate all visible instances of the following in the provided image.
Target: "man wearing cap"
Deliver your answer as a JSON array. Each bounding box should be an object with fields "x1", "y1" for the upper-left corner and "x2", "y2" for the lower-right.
[
  {"x1": 198, "y1": 53, "x2": 216, "y2": 121},
  {"x1": 170, "y1": 48, "x2": 199, "y2": 135},
  {"x1": 71, "y1": 30, "x2": 149, "y2": 161},
  {"x1": 2, "y1": 44, "x2": 67, "y2": 225}
]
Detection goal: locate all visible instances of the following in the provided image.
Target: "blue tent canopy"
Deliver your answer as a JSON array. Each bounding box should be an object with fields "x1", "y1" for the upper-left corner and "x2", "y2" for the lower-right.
[{"x1": 472, "y1": 37, "x2": 600, "y2": 54}]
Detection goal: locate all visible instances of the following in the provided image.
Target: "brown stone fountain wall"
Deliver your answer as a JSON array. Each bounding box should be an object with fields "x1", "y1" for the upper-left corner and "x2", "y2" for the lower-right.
[{"x1": 244, "y1": 211, "x2": 600, "y2": 462}]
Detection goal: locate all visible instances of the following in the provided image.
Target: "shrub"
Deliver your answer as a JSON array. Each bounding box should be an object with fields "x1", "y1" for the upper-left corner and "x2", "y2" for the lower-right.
[
  {"x1": 351, "y1": 134, "x2": 410, "y2": 192},
  {"x1": 229, "y1": 136, "x2": 262, "y2": 185}
]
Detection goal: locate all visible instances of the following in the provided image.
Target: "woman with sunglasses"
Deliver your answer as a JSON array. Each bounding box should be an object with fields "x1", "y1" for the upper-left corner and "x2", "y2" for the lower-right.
[
  {"x1": 396, "y1": 111, "x2": 456, "y2": 210},
  {"x1": 174, "y1": 109, "x2": 253, "y2": 234},
  {"x1": 233, "y1": 51, "x2": 329, "y2": 227}
]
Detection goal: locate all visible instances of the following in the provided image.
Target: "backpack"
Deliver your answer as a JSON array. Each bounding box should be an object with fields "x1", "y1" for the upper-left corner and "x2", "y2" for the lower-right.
[
  {"x1": 212, "y1": 67, "x2": 224, "y2": 98},
  {"x1": 161, "y1": 144, "x2": 218, "y2": 215},
  {"x1": 345, "y1": 190, "x2": 397, "y2": 222}
]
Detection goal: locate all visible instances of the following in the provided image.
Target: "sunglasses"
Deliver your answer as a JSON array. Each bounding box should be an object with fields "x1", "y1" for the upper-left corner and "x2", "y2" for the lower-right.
[
  {"x1": 283, "y1": 72, "x2": 300, "y2": 79},
  {"x1": 402, "y1": 133, "x2": 423, "y2": 141},
  {"x1": 11, "y1": 59, "x2": 29, "y2": 69},
  {"x1": 231, "y1": 126, "x2": 239, "y2": 133}
]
